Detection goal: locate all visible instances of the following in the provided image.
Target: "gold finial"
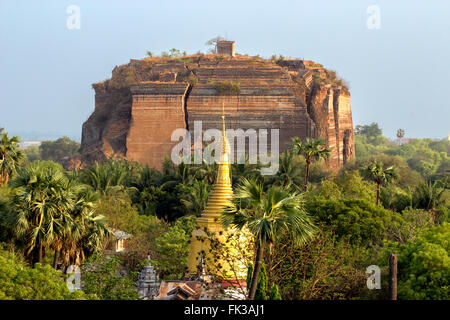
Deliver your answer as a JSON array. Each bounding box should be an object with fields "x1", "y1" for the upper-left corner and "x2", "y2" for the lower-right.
[
  {"x1": 222, "y1": 101, "x2": 226, "y2": 135},
  {"x1": 221, "y1": 101, "x2": 229, "y2": 162}
]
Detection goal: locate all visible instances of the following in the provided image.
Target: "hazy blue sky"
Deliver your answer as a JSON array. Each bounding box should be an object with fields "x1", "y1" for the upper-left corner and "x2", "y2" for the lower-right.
[{"x1": 1, "y1": 0, "x2": 449, "y2": 140}]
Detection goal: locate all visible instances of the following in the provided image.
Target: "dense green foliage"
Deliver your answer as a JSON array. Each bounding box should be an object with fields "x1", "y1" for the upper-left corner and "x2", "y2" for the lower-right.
[
  {"x1": 0, "y1": 122, "x2": 448, "y2": 300},
  {"x1": 94, "y1": 196, "x2": 195, "y2": 277},
  {"x1": 22, "y1": 136, "x2": 80, "y2": 165},
  {"x1": 151, "y1": 218, "x2": 193, "y2": 279},
  {"x1": 386, "y1": 223, "x2": 449, "y2": 299},
  {"x1": 307, "y1": 198, "x2": 403, "y2": 246},
  {"x1": 81, "y1": 254, "x2": 138, "y2": 300},
  {"x1": 353, "y1": 123, "x2": 449, "y2": 181},
  {"x1": 39, "y1": 137, "x2": 80, "y2": 162},
  {"x1": 271, "y1": 228, "x2": 366, "y2": 300},
  {"x1": 23, "y1": 145, "x2": 40, "y2": 162},
  {"x1": 0, "y1": 248, "x2": 90, "y2": 300}
]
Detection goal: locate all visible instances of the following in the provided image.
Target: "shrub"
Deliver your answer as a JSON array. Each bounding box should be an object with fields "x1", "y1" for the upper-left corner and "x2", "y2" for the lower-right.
[
  {"x1": 387, "y1": 208, "x2": 434, "y2": 244},
  {"x1": 306, "y1": 198, "x2": 404, "y2": 246},
  {"x1": 380, "y1": 184, "x2": 412, "y2": 212},
  {"x1": 176, "y1": 57, "x2": 194, "y2": 64},
  {"x1": 312, "y1": 73, "x2": 324, "y2": 85},
  {"x1": 309, "y1": 62, "x2": 323, "y2": 68},
  {"x1": 412, "y1": 181, "x2": 447, "y2": 210},
  {"x1": 39, "y1": 136, "x2": 80, "y2": 162},
  {"x1": 151, "y1": 224, "x2": 190, "y2": 279},
  {"x1": 270, "y1": 228, "x2": 366, "y2": 300},
  {"x1": 81, "y1": 254, "x2": 138, "y2": 300},
  {"x1": 246, "y1": 263, "x2": 268, "y2": 300},
  {"x1": 215, "y1": 81, "x2": 240, "y2": 95},
  {"x1": 24, "y1": 145, "x2": 41, "y2": 162},
  {"x1": 187, "y1": 74, "x2": 198, "y2": 85},
  {"x1": 336, "y1": 170, "x2": 377, "y2": 203},
  {"x1": 387, "y1": 223, "x2": 450, "y2": 300},
  {"x1": 0, "y1": 248, "x2": 90, "y2": 300},
  {"x1": 150, "y1": 215, "x2": 197, "y2": 280}
]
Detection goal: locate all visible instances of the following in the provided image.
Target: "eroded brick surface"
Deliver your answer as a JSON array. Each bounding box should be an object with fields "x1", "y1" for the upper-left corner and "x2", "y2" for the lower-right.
[{"x1": 80, "y1": 54, "x2": 354, "y2": 171}]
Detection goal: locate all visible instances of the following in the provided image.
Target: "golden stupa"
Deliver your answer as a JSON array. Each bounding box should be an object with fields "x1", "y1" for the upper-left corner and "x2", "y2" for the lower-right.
[{"x1": 187, "y1": 104, "x2": 249, "y2": 280}]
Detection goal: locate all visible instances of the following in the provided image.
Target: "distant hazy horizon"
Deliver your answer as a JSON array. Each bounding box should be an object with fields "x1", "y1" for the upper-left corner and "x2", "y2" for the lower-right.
[{"x1": 1, "y1": 0, "x2": 449, "y2": 141}]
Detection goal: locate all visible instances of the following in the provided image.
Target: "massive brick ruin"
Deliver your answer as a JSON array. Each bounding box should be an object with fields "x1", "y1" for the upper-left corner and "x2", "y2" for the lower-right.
[{"x1": 80, "y1": 44, "x2": 354, "y2": 171}]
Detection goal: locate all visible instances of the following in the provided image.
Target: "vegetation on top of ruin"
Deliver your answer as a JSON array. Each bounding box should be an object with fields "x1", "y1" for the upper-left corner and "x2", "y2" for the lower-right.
[
  {"x1": 90, "y1": 48, "x2": 350, "y2": 96},
  {"x1": 304, "y1": 61, "x2": 324, "y2": 69},
  {"x1": 311, "y1": 68, "x2": 350, "y2": 93},
  {"x1": 177, "y1": 73, "x2": 198, "y2": 86},
  {"x1": 214, "y1": 80, "x2": 241, "y2": 95}
]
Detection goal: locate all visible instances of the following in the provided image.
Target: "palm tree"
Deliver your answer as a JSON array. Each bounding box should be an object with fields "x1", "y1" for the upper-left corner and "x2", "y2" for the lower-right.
[
  {"x1": 221, "y1": 178, "x2": 317, "y2": 300},
  {"x1": 191, "y1": 158, "x2": 218, "y2": 185},
  {"x1": 365, "y1": 161, "x2": 398, "y2": 206},
  {"x1": 134, "y1": 165, "x2": 162, "y2": 188},
  {"x1": 396, "y1": 128, "x2": 405, "y2": 139},
  {"x1": 291, "y1": 137, "x2": 330, "y2": 191},
  {"x1": 6, "y1": 161, "x2": 111, "y2": 268},
  {"x1": 160, "y1": 157, "x2": 195, "y2": 188},
  {"x1": 231, "y1": 155, "x2": 261, "y2": 186},
  {"x1": 180, "y1": 180, "x2": 212, "y2": 216},
  {"x1": 53, "y1": 183, "x2": 111, "y2": 270},
  {"x1": 0, "y1": 132, "x2": 24, "y2": 186},
  {"x1": 413, "y1": 180, "x2": 446, "y2": 211},
  {"x1": 266, "y1": 150, "x2": 303, "y2": 190},
  {"x1": 58, "y1": 210, "x2": 111, "y2": 271},
  {"x1": 81, "y1": 161, "x2": 134, "y2": 196},
  {"x1": 129, "y1": 165, "x2": 164, "y2": 215},
  {"x1": 7, "y1": 161, "x2": 75, "y2": 265}
]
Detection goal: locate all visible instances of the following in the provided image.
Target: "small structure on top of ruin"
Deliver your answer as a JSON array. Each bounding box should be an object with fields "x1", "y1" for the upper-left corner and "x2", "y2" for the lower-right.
[{"x1": 216, "y1": 40, "x2": 235, "y2": 57}]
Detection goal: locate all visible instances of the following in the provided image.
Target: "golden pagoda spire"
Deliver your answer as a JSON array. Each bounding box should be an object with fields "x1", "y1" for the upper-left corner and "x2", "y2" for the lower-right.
[
  {"x1": 196, "y1": 101, "x2": 233, "y2": 227},
  {"x1": 187, "y1": 101, "x2": 249, "y2": 281}
]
